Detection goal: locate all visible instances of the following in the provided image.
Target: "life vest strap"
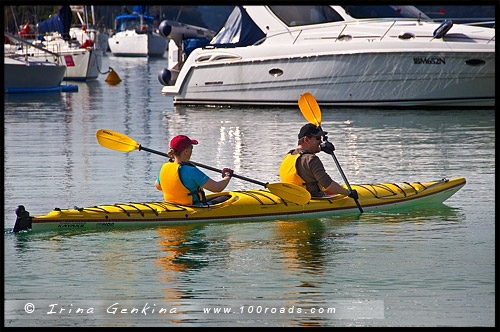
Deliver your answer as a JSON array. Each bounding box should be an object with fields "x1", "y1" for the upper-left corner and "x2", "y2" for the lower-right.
[{"x1": 187, "y1": 187, "x2": 208, "y2": 205}]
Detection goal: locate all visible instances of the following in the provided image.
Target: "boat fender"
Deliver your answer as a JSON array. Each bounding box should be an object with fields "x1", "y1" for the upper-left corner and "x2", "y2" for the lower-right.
[
  {"x1": 158, "y1": 68, "x2": 172, "y2": 86},
  {"x1": 79, "y1": 39, "x2": 94, "y2": 49},
  {"x1": 13, "y1": 205, "x2": 32, "y2": 233},
  {"x1": 159, "y1": 20, "x2": 172, "y2": 39},
  {"x1": 433, "y1": 20, "x2": 453, "y2": 39},
  {"x1": 159, "y1": 20, "x2": 215, "y2": 41},
  {"x1": 158, "y1": 68, "x2": 178, "y2": 86}
]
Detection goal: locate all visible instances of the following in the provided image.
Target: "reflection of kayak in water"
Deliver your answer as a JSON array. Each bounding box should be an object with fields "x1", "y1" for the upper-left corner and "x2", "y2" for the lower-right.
[{"x1": 13, "y1": 177, "x2": 465, "y2": 233}]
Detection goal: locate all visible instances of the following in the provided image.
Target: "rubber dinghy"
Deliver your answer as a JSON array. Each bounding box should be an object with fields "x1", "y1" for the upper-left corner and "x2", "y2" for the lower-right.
[{"x1": 13, "y1": 177, "x2": 465, "y2": 233}]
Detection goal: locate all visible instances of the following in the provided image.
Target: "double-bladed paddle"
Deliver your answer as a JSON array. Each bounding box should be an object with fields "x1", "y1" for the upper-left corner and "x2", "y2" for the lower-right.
[
  {"x1": 96, "y1": 129, "x2": 311, "y2": 205},
  {"x1": 298, "y1": 93, "x2": 363, "y2": 213}
]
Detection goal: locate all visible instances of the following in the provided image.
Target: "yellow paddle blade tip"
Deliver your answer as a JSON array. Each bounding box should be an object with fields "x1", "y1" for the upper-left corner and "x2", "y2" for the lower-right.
[
  {"x1": 267, "y1": 182, "x2": 311, "y2": 205},
  {"x1": 298, "y1": 92, "x2": 321, "y2": 127},
  {"x1": 96, "y1": 129, "x2": 140, "y2": 152}
]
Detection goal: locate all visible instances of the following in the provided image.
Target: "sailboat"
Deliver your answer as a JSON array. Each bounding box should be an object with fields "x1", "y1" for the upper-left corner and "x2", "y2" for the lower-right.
[
  {"x1": 69, "y1": 5, "x2": 109, "y2": 53},
  {"x1": 4, "y1": 32, "x2": 75, "y2": 93},
  {"x1": 16, "y1": 5, "x2": 103, "y2": 81}
]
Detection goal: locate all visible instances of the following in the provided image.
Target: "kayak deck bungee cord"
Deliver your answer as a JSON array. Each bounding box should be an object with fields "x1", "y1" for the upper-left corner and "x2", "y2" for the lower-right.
[{"x1": 13, "y1": 177, "x2": 465, "y2": 233}]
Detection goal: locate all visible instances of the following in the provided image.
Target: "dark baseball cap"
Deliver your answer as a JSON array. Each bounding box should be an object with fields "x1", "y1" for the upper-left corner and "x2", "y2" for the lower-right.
[{"x1": 298, "y1": 123, "x2": 328, "y2": 139}]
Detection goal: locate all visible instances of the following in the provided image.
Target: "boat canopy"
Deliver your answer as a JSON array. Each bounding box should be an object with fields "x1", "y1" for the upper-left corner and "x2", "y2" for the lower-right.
[
  {"x1": 267, "y1": 6, "x2": 345, "y2": 27},
  {"x1": 342, "y1": 5, "x2": 429, "y2": 19},
  {"x1": 114, "y1": 5, "x2": 155, "y2": 32},
  {"x1": 37, "y1": 5, "x2": 73, "y2": 39},
  {"x1": 115, "y1": 14, "x2": 155, "y2": 32},
  {"x1": 265, "y1": 5, "x2": 429, "y2": 27},
  {"x1": 210, "y1": 6, "x2": 266, "y2": 48}
]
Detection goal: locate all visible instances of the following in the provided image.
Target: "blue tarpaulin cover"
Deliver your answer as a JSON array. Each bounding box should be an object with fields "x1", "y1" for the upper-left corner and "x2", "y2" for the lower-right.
[
  {"x1": 133, "y1": 5, "x2": 149, "y2": 15},
  {"x1": 37, "y1": 5, "x2": 73, "y2": 39}
]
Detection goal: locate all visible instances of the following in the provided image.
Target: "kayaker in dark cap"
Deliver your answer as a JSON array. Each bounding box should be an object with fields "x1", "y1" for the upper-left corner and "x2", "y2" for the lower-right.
[
  {"x1": 155, "y1": 135, "x2": 233, "y2": 205},
  {"x1": 280, "y1": 123, "x2": 358, "y2": 198}
]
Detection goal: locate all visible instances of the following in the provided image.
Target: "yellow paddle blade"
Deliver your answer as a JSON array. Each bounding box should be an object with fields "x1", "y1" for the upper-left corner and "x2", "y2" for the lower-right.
[
  {"x1": 298, "y1": 92, "x2": 321, "y2": 127},
  {"x1": 96, "y1": 129, "x2": 140, "y2": 152},
  {"x1": 266, "y1": 182, "x2": 311, "y2": 205}
]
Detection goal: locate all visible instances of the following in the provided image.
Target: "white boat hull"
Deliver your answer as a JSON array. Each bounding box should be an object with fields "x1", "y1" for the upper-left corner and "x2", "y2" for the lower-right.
[
  {"x1": 59, "y1": 49, "x2": 102, "y2": 81},
  {"x1": 16, "y1": 42, "x2": 102, "y2": 81},
  {"x1": 108, "y1": 30, "x2": 166, "y2": 57},
  {"x1": 167, "y1": 50, "x2": 494, "y2": 107}
]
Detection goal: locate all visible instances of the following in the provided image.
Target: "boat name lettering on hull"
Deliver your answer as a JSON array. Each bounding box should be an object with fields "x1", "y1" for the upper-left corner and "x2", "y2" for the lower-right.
[
  {"x1": 97, "y1": 222, "x2": 115, "y2": 227},
  {"x1": 413, "y1": 57, "x2": 446, "y2": 65},
  {"x1": 58, "y1": 223, "x2": 85, "y2": 228}
]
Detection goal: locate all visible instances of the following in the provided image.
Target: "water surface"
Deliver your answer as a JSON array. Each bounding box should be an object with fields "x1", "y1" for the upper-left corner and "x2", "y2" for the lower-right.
[{"x1": 4, "y1": 55, "x2": 495, "y2": 327}]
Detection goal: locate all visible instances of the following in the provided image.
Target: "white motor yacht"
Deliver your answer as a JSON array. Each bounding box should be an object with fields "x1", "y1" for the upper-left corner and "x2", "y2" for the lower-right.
[
  {"x1": 108, "y1": 6, "x2": 166, "y2": 57},
  {"x1": 159, "y1": 5, "x2": 495, "y2": 107}
]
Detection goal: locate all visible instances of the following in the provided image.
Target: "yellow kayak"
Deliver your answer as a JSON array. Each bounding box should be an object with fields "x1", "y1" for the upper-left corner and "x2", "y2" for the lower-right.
[{"x1": 14, "y1": 177, "x2": 465, "y2": 232}]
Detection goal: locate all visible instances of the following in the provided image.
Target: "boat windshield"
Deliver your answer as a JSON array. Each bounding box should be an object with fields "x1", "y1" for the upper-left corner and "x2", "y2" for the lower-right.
[
  {"x1": 342, "y1": 6, "x2": 424, "y2": 19},
  {"x1": 268, "y1": 5, "x2": 344, "y2": 27},
  {"x1": 116, "y1": 16, "x2": 155, "y2": 32}
]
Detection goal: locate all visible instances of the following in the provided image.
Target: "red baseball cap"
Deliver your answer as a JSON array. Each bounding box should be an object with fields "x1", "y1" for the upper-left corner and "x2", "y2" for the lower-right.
[{"x1": 170, "y1": 135, "x2": 198, "y2": 152}]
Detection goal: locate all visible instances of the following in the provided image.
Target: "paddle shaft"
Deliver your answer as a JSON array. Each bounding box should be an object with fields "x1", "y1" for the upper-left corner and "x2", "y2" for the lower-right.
[
  {"x1": 328, "y1": 149, "x2": 364, "y2": 213},
  {"x1": 319, "y1": 128, "x2": 363, "y2": 213},
  {"x1": 138, "y1": 145, "x2": 268, "y2": 188},
  {"x1": 96, "y1": 129, "x2": 310, "y2": 204}
]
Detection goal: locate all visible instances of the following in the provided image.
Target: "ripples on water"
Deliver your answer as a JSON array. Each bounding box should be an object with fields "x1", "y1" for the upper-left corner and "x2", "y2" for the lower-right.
[{"x1": 4, "y1": 56, "x2": 495, "y2": 327}]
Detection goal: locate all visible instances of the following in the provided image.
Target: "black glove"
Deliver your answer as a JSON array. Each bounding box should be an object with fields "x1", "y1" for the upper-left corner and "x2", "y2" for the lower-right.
[
  {"x1": 320, "y1": 141, "x2": 335, "y2": 155},
  {"x1": 222, "y1": 168, "x2": 234, "y2": 178},
  {"x1": 347, "y1": 189, "x2": 359, "y2": 200}
]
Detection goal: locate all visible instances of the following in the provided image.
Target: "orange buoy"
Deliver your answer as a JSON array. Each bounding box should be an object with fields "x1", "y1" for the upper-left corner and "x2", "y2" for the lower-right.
[{"x1": 105, "y1": 67, "x2": 121, "y2": 85}]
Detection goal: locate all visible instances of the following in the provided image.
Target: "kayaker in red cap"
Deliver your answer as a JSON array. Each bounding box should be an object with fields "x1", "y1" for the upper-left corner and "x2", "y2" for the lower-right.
[
  {"x1": 155, "y1": 135, "x2": 233, "y2": 205},
  {"x1": 280, "y1": 123, "x2": 358, "y2": 199}
]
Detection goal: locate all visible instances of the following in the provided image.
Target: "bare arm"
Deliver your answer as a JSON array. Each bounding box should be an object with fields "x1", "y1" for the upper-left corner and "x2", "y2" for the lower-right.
[
  {"x1": 307, "y1": 155, "x2": 349, "y2": 195},
  {"x1": 325, "y1": 180, "x2": 350, "y2": 196},
  {"x1": 202, "y1": 175, "x2": 231, "y2": 192}
]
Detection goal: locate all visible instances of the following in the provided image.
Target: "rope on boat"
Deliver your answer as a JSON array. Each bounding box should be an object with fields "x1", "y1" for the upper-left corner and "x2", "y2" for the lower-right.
[
  {"x1": 238, "y1": 190, "x2": 281, "y2": 205},
  {"x1": 79, "y1": 206, "x2": 111, "y2": 214},
  {"x1": 130, "y1": 203, "x2": 159, "y2": 216},
  {"x1": 350, "y1": 178, "x2": 447, "y2": 200},
  {"x1": 59, "y1": 201, "x2": 191, "y2": 217},
  {"x1": 95, "y1": 60, "x2": 111, "y2": 75},
  {"x1": 115, "y1": 203, "x2": 144, "y2": 217},
  {"x1": 111, "y1": 204, "x2": 131, "y2": 216},
  {"x1": 153, "y1": 201, "x2": 190, "y2": 212}
]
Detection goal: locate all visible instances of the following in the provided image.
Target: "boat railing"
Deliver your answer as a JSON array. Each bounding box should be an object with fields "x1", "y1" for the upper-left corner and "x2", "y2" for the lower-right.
[
  {"x1": 253, "y1": 18, "x2": 417, "y2": 45},
  {"x1": 5, "y1": 32, "x2": 63, "y2": 65},
  {"x1": 431, "y1": 18, "x2": 495, "y2": 28},
  {"x1": 253, "y1": 17, "x2": 494, "y2": 46}
]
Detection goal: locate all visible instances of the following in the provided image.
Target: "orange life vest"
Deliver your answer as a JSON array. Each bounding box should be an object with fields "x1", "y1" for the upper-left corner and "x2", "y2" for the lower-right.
[
  {"x1": 158, "y1": 162, "x2": 205, "y2": 205},
  {"x1": 279, "y1": 152, "x2": 307, "y2": 188}
]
